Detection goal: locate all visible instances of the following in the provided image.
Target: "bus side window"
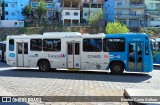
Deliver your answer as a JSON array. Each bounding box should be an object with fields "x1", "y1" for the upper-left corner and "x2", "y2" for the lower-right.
[
  {"x1": 145, "y1": 42, "x2": 149, "y2": 55},
  {"x1": 18, "y1": 43, "x2": 22, "y2": 54},
  {"x1": 30, "y1": 39, "x2": 42, "y2": 51},
  {"x1": 9, "y1": 39, "x2": 14, "y2": 51}
]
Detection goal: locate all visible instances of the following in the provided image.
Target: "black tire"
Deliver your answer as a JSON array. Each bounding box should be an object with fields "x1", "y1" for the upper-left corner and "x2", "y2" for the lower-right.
[
  {"x1": 38, "y1": 60, "x2": 50, "y2": 71},
  {"x1": 110, "y1": 62, "x2": 124, "y2": 74}
]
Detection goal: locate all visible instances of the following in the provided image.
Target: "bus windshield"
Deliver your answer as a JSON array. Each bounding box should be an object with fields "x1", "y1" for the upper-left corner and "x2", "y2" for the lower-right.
[{"x1": 0, "y1": 43, "x2": 3, "y2": 50}]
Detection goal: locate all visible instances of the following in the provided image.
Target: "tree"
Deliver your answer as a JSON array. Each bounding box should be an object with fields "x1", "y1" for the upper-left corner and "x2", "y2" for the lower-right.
[
  {"x1": 88, "y1": 10, "x2": 105, "y2": 27},
  {"x1": 22, "y1": 5, "x2": 32, "y2": 18},
  {"x1": 106, "y1": 22, "x2": 129, "y2": 34},
  {"x1": 35, "y1": 0, "x2": 47, "y2": 25}
]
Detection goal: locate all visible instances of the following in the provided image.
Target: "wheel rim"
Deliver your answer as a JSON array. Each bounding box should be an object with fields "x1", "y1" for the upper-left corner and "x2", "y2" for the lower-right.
[
  {"x1": 114, "y1": 65, "x2": 121, "y2": 72},
  {"x1": 40, "y1": 63, "x2": 48, "y2": 71}
]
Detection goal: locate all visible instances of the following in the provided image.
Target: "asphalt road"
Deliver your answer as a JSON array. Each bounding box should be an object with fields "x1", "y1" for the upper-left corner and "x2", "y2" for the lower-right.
[{"x1": 0, "y1": 62, "x2": 160, "y2": 105}]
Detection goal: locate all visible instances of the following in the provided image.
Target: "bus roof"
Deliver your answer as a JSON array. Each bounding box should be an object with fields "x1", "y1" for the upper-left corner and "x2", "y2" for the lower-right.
[
  {"x1": 7, "y1": 32, "x2": 149, "y2": 39},
  {"x1": 43, "y1": 32, "x2": 82, "y2": 36},
  {"x1": 106, "y1": 33, "x2": 149, "y2": 38}
]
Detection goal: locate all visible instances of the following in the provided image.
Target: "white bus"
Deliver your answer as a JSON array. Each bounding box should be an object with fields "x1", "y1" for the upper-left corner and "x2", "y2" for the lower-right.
[
  {"x1": 0, "y1": 41, "x2": 6, "y2": 62},
  {"x1": 6, "y1": 32, "x2": 153, "y2": 74}
]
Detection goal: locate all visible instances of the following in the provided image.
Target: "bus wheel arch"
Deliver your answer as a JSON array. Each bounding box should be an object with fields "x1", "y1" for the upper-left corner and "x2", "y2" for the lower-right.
[
  {"x1": 37, "y1": 59, "x2": 50, "y2": 71},
  {"x1": 109, "y1": 61, "x2": 125, "y2": 74}
]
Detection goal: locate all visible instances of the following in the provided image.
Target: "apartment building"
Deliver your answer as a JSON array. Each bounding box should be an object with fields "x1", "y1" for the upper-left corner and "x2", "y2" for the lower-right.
[
  {"x1": 3, "y1": 0, "x2": 29, "y2": 20},
  {"x1": 104, "y1": 0, "x2": 145, "y2": 27},
  {"x1": 30, "y1": 0, "x2": 55, "y2": 21},
  {"x1": 81, "y1": 0, "x2": 103, "y2": 23},
  {"x1": 145, "y1": 0, "x2": 160, "y2": 27},
  {"x1": 61, "y1": 0, "x2": 81, "y2": 26},
  {"x1": 115, "y1": 0, "x2": 145, "y2": 27},
  {"x1": 103, "y1": 0, "x2": 114, "y2": 22},
  {"x1": 54, "y1": 0, "x2": 61, "y2": 12},
  {"x1": 0, "y1": 0, "x2": 2, "y2": 20},
  {"x1": 0, "y1": 0, "x2": 2, "y2": 27}
]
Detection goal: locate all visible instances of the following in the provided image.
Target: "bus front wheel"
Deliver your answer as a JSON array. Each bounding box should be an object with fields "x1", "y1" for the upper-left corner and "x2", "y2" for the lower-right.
[
  {"x1": 38, "y1": 60, "x2": 50, "y2": 71},
  {"x1": 110, "y1": 62, "x2": 124, "y2": 74}
]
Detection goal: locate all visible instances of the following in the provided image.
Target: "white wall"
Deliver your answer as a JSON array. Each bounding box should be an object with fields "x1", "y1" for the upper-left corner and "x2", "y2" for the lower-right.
[
  {"x1": 0, "y1": 20, "x2": 24, "y2": 28},
  {"x1": 61, "y1": 10, "x2": 80, "y2": 20}
]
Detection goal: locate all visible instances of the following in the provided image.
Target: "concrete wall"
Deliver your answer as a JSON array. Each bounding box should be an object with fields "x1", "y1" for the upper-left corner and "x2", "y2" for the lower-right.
[{"x1": 0, "y1": 20, "x2": 24, "y2": 27}]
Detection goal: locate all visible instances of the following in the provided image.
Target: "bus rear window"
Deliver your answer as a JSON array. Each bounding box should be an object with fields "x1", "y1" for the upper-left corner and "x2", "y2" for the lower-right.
[
  {"x1": 30, "y1": 39, "x2": 42, "y2": 51},
  {"x1": 103, "y1": 38, "x2": 125, "y2": 52},
  {"x1": 9, "y1": 39, "x2": 14, "y2": 51}
]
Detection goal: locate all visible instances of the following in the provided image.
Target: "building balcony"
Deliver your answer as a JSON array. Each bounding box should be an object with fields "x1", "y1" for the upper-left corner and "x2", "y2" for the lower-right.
[
  {"x1": 115, "y1": 14, "x2": 144, "y2": 19},
  {"x1": 30, "y1": 0, "x2": 53, "y2": 2},
  {"x1": 62, "y1": 7, "x2": 80, "y2": 10},
  {"x1": 150, "y1": 20, "x2": 160, "y2": 27},
  {"x1": 61, "y1": 0, "x2": 80, "y2": 8},
  {"x1": 45, "y1": 0, "x2": 53, "y2": 3},
  {"x1": 115, "y1": 5, "x2": 130, "y2": 9},
  {"x1": 129, "y1": 4, "x2": 145, "y2": 9}
]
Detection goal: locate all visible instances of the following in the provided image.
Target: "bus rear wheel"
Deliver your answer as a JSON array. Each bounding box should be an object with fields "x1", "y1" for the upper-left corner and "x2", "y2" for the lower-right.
[
  {"x1": 110, "y1": 62, "x2": 124, "y2": 74},
  {"x1": 38, "y1": 60, "x2": 50, "y2": 71}
]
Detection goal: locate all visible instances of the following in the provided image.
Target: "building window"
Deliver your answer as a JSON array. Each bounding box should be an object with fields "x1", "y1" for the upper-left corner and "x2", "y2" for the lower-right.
[
  {"x1": 91, "y1": 4, "x2": 97, "y2": 8},
  {"x1": 117, "y1": 2, "x2": 122, "y2": 6},
  {"x1": 11, "y1": 4, "x2": 15, "y2": 8},
  {"x1": 43, "y1": 39, "x2": 61, "y2": 51},
  {"x1": 98, "y1": 4, "x2": 102, "y2": 8},
  {"x1": 74, "y1": 12, "x2": 78, "y2": 16},
  {"x1": 47, "y1": 3, "x2": 54, "y2": 9},
  {"x1": 30, "y1": 39, "x2": 42, "y2": 51},
  {"x1": 14, "y1": 22, "x2": 17, "y2": 25},
  {"x1": 5, "y1": 3, "x2": 8, "y2": 7},
  {"x1": 129, "y1": 11, "x2": 136, "y2": 16},
  {"x1": 84, "y1": 13, "x2": 87, "y2": 16},
  {"x1": 117, "y1": 11, "x2": 122, "y2": 16},
  {"x1": 65, "y1": 12, "x2": 70, "y2": 15},
  {"x1": 31, "y1": 2, "x2": 39, "y2": 8},
  {"x1": 11, "y1": 12, "x2": 15, "y2": 16},
  {"x1": 19, "y1": 22, "x2": 24, "y2": 26},
  {"x1": 83, "y1": 4, "x2": 89, "y2": 8},
  {"x1": 5, "y1": 11, "x2": 8, "y2": 15}
]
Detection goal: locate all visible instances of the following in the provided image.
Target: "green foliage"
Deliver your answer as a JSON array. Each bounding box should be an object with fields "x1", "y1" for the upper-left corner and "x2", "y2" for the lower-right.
[
  {"x1": 1, "y1": 36, "x2": 6, "y2": 41},
  {"x1": 139, "y1": 28, "x2": 160, "y2": 38},
  {"x1": 88, "y1": 10, "x2": 104, "y2": 27},
  {"x1": 106, "y1": 22, "x2": 129, "y2": 34},
  {"x1": 35, "y1": 0, "x2": 47, "y2": 24},
  {"x1": 22, "y1": 5, "x2": 32, "y2": 18}
]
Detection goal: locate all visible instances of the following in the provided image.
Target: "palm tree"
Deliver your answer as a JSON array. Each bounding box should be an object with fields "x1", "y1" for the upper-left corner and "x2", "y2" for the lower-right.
[
  {"x1": 22, "y1": 5, "x2": 32, "y2": 21},
  {"x1": 35, "y1": 0, "x2": 46, "y2": 25}
]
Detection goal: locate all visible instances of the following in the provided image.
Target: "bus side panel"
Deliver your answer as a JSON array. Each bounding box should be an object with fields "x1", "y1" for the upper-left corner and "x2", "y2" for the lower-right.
[
  {"x1": 80, "y1": 52, "x2": 110, "y2": 70},
  {"x1": 28, "y1": 45, "x2": 66, "y2": 69},
  {"x1": 108, "y1": 52, "x2": 127, "y2": 69}
]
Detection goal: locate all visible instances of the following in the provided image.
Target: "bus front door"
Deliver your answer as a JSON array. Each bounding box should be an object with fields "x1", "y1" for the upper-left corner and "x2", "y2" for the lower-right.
[
  {"x1": 17, "y1": 42, "x2": 28, "y2": 67},
  {"x1": 67, "y1": 42, "x2": 80, "y2": 69},
  {"x1": 128, "y1": 42, "x2": 143, "y2": 72}
]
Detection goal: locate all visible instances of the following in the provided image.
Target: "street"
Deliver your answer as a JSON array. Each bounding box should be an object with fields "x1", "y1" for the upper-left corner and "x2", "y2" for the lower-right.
[{"x1": 0, "y1": 62, "x2": 160, "y2": 105}]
